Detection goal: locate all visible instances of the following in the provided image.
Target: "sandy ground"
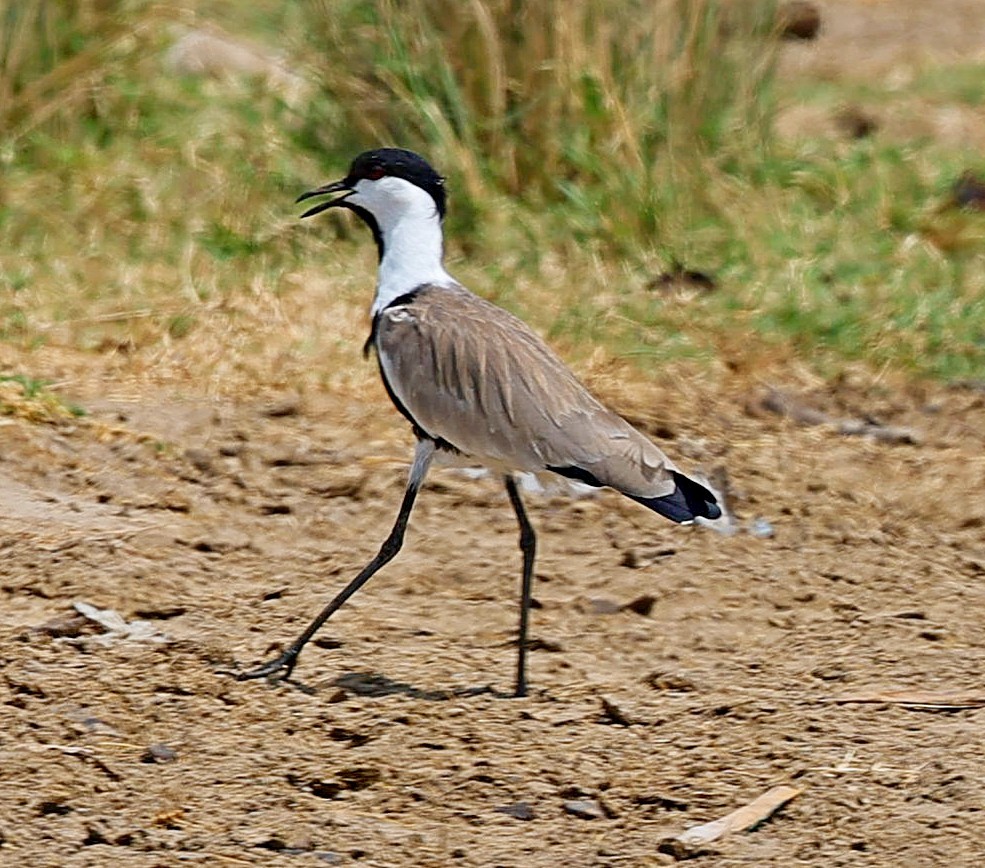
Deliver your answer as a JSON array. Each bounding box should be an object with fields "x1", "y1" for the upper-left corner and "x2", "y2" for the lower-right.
[
  {"x1": 5, "y1": 0, "x2": 985, "y2": 865},
  {"x1": 3, "y1": 364, "x2": 985, "y2": 867}
]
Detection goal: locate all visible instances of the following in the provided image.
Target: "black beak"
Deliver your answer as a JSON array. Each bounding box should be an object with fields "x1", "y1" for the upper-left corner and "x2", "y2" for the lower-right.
[{"x1": 296, "y1": 179, "x2": 353, "y2": 218}]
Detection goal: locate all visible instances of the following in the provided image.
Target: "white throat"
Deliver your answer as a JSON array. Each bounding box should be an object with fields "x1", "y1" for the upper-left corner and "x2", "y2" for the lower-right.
[{"x1": 348, "y1": 177, "x2": 455, "y2": 314}]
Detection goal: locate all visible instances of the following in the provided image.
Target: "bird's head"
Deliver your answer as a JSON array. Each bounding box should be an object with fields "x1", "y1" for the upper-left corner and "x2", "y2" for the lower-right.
[{"x1": 298, "y1": 149, "x2": 446, "y2": 258}]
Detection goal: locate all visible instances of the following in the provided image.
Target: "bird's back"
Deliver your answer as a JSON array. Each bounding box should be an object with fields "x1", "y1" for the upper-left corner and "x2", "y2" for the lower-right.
[{"x1": 372, "y1": 283, "x2": 684, "y2": 502}]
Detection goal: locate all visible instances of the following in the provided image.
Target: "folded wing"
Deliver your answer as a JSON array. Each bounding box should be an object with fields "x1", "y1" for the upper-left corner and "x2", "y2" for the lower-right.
[{"x1": 374, "y1": 284, "x2": 719, "y2": 521}]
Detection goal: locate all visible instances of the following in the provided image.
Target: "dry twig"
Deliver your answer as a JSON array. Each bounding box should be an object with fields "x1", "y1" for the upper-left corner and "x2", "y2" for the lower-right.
[
  {"x1": 829, "y1": 689, "x2": 985, "y2": 710},
  {"x1": 660, "y1": 785, "x2": 801, "y2": 858}
]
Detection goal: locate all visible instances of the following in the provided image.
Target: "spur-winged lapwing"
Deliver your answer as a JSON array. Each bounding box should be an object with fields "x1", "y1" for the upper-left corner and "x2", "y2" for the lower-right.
[{"x1": 239, "y1": 148, "x2": 720, "y2": 696}]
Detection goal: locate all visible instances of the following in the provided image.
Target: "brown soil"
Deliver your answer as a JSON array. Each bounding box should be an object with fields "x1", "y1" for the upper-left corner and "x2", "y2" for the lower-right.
[
  {"x1": 4, "y1": 360, "x2": 985, "y2": 867},
  {"x1": 777, "y1": 0, "x2": 985, "y2": 147}
]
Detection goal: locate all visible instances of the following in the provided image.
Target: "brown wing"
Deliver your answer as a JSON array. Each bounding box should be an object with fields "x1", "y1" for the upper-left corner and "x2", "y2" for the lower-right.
[{"x1": 374, "y1": 284, "x2": 679, "y2": 499}]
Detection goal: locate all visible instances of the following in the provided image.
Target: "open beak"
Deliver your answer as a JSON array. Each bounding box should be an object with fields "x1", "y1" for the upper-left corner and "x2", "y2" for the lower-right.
[{"x1": 296, "y1": 179, "x2": 353, "y2": 218}]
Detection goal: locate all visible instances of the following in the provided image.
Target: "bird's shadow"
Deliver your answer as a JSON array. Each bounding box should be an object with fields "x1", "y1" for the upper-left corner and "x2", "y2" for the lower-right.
[
  {"x1": 226, "y1": 665, "x2": 517, "y2": 701},
  {"x1": 332, "y1": 670, "x2": 512, "y2": 701}
]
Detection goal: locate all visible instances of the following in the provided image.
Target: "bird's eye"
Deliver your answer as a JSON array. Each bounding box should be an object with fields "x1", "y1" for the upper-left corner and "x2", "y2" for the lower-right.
[{"x1": 366, "y1": 166, "x2": 385, "y2": 181}]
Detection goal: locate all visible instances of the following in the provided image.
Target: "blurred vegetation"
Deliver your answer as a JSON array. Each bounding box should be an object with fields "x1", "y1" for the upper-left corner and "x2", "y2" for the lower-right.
[
  {"x1": 0, "y1": 373, "x2": 86, "y2": 420},
  {"x1": 1, "y1": 0, "x2": 984, "y2": 384}
]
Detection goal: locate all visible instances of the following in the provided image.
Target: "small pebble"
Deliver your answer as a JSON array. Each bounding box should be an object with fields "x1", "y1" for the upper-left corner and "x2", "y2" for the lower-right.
[
  {"x1": 600, "y1": 697, "x2": 636, "y2": 726},
  {"x1": 183, "y1": 448, "x2": 213, "y2": 473},
  {"x1": 588, "y1": 598, "x2": 622, "y2": 615},
  {"x1": 263, "y1": 394, "x2": 301, "y2": 417},
  {"x1": 563, "y1": 799, "x2": 604, "y2": 820},
  {"x1": 495, "y1": 802, "x2": 535, "y2": 821},
  {"x1": 623, "y1": 594, "x2": 656, "y2": 617},
  {"x1": 749, "y1": 518, "x2": 775, "y2": 539},
  {"x1": 142, "y1": 743, "x2": 177, "y2": 763}
]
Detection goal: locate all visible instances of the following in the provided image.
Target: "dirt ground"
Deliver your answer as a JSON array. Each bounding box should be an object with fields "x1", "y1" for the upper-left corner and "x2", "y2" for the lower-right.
[
  {"x1": 5, "y1": 359, "x2": 985, "y2": 868},
  {"x1": 5, "y1": 1, "x2": 985, "y2": 866}
]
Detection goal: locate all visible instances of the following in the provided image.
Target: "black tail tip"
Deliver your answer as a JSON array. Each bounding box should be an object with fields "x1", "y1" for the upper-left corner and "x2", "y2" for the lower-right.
[{"x1": 633, "y1": 472, "x2": 722, "y2": 524}]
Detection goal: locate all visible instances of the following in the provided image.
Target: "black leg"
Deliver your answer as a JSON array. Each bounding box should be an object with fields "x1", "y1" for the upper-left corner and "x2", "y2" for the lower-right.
[
  {"x1": 238, "y1": 440, "x2": 435, "y2": 682},
  {"x1": 504, "y1": 475, "x2": 536, "y2": 698}
]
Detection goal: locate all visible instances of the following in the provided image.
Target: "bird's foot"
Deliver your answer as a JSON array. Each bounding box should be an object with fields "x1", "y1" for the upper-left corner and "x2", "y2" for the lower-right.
[{"x1": 235, "y1": 649, "x2": 299, "y2": 682}]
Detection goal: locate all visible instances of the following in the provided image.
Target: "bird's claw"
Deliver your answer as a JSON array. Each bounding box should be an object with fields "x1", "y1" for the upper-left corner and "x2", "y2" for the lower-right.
[{"x1": 235, "y1": 651, "x2": 298, "y2": 682}]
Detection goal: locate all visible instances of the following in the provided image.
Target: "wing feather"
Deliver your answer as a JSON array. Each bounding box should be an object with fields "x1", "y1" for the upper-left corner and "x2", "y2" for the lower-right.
[{"x1": 375, "y1": 284, "x2": 678, "y2": 499}]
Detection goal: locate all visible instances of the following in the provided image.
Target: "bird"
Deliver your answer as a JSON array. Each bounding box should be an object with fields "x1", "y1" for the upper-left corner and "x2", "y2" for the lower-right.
[{"x1": 238, "y1": 147, "x2": 721, "y2": 697}]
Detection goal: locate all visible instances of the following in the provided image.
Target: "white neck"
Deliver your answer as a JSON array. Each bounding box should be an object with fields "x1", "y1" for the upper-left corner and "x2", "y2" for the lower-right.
[
  {"x1": 373, "y1": 208, "x2": 453, "y2": 313},
  {"x1": 347, "y1": 176, "x2": 454, "y2": 315}
]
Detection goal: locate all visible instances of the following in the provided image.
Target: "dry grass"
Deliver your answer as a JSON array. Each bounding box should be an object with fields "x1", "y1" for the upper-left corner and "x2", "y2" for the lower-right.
[
  {"x1": 298, "y1": 0, "x2": 779, "y2": 251},
  {"x1": 1, "y1": 0, "x2": 984, "y2": 416}
]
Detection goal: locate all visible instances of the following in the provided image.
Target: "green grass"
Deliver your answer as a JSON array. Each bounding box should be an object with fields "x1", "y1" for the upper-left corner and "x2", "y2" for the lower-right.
[
  {"x1": 1, "y1": 0, "x2": 984, "y2": 391},
  {"x1": 0, "y1": 374, "x2": 86, "y2": 419}
]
